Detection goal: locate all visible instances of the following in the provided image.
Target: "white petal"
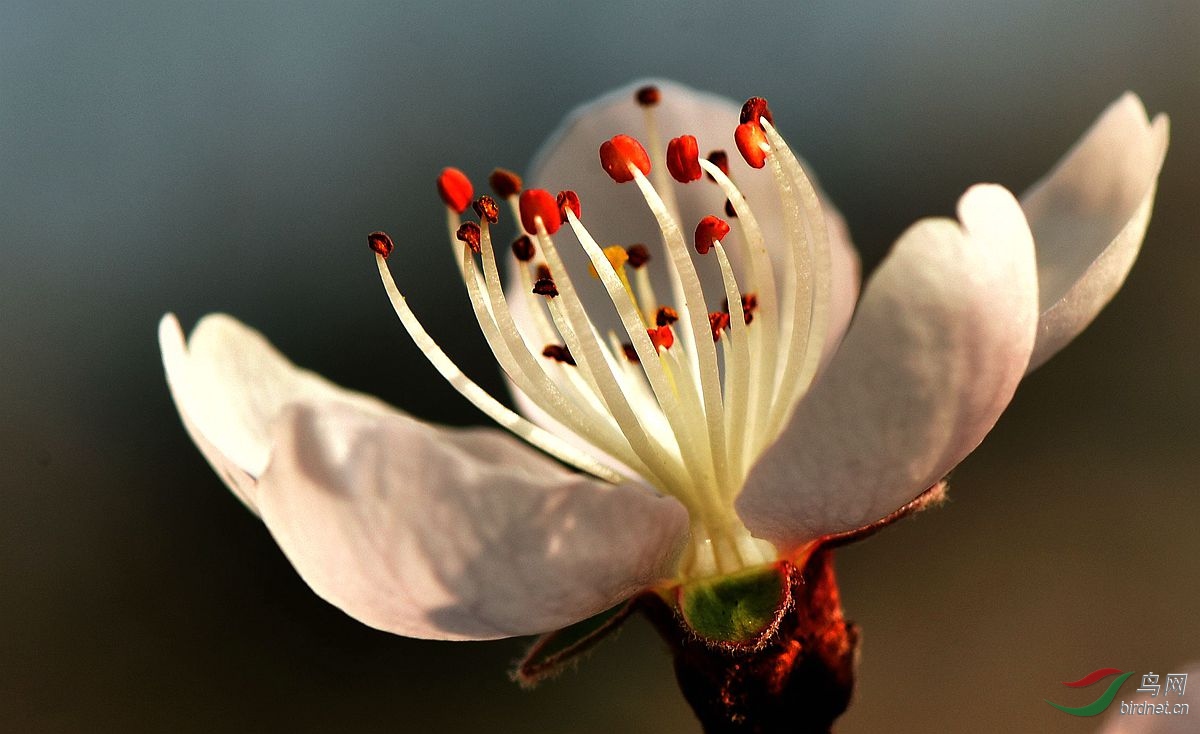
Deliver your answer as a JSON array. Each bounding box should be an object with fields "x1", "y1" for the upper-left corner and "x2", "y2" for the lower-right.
[
  {"x1": 158, "y1": 313, "x2": 393, "y2": 478},
  {"x1": 1022, "y1": 93, "x2": 1169, "y2": 371},
  {"x1": 736, "y1": 185, "x2": 1038, "y2": 549},
  {"x1": 506, "y1": 79, "x2": 859, "y2": 420},
  {"x1": 253, "y1": 400, "x2": 689, "y2": 640},
  {"x1": 160, "y1": 314, "x2": 259, "y2": 511}
]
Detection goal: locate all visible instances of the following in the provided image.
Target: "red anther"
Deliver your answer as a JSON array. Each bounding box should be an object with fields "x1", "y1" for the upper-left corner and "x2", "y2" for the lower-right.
[
  {"x1": 599, "y1": 135, "x2": 651, "y2": 183},
  {"x1": 647, "y1": 325, "x2": 675, "y2": 351},
  {"x1": 519, "y1": 188, "x2": 562, "y2": 235},
  {"x1": 437, "y1": 167, "x2": 474, "y2": 214},
  {"x1": 473, "y1": 195, "x2": 500, "y2": 224},
  {"x1": 739, "y1": 96, "x2": 774, "y2": 126},
  {"x1": 706, "y1": 150, "x2": 730, "y2": 180},
  {"x1": 541, "y1": 344, "x2": 576, "y2": 366},
  {"x1": 666, "y1": 135, "x2": 702, "y2": 183},
  {"x1": 655, "y1": 306, "x2": 679, "y2": 327},
  {"x1": 556, "y1": 190, "x2": 581, "y2": 220},
  {"x1": 635, "y1": 85, "x2": 661, "y2": 106},
  {"x1": 532, "y1": 277, "x2": 558, "y2": 298},
  {"x1": 511, "y1": 234, "x2": 536, "y2": 262},
  {"x1": 708, "y1": 311, "x2": 731, "y2": 342},
  {"x1": 735, "y1": 122, "x2": 769, "y2": 169},
  {"x1": 694, "y1": 215, "x2": 731, "y2": 254},
  {"x1": 626, "y1": 243, "x2": 650, "y2": 269},
  {"x1": 488, "y1": 168, "x2": 523, "y2": 198},
  {"x1": 621, "y1": 343, "x2": 640, "y2": 363},
  {"x1": 455, "y1": 222, "x2": 482, "y2": 254},
  {"x1": 367, "y1": 231, "x2": 394, "y2": 258},
  {"x1": 724, "y1": 198, "x2": 737, "y2": 218},
  {"x1": 724, "y1": 293, "x2": 758, "y2": 325},
  {"x1": 535, "y1": 263, "x2": 552, "y2": 281}
]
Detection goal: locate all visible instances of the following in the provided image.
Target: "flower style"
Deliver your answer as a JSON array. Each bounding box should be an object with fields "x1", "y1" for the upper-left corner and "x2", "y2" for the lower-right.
[{"x1": 159, "y1": 80, "x2": 1167, "y2": 645}]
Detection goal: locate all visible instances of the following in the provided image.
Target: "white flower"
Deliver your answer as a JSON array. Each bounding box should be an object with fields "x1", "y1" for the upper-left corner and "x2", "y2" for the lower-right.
[{"x1": 160, "y1": 80, "x2": 1167, "y2": 641}]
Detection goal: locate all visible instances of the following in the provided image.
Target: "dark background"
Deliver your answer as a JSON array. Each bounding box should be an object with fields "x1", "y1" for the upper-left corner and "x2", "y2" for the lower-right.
[{"x1": 3, "y1": 2, "x2": 1197, "y2": 732}]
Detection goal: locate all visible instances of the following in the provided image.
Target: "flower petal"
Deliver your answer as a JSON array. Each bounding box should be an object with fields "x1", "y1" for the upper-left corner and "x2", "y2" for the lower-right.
[
  {"x1": 160, "y1": 314, "x2": 259, "y2": 511},
  {"x1": 736, "y1": 185, "x2": 1038, "y2": 550},
  {"x1": 158, "y1": 312, "x2": 393, "y2": 479},
  {"x1": 253, "y1": 400, "x2": 689, "y2": 640},
  {"x1": 506, "y1": 80, "x2": 859, "y2": 426},
  {"x1": 1022, "y1": 93, "x2": 1169, "y2": 372}
]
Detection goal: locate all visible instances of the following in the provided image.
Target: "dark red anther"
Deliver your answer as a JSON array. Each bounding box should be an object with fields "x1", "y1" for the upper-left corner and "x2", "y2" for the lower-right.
[
  {"x1": 706, "y1": 150, "x2": 730, "y2": 181},
  {"x1": 511, "y1": 235, "x2": 536, "y2": 262},
  {"x1": 519, "y1": 188, "x2": 562, "y2": 235},
  {"x1": 541, "y1": 344, "x2": 576, "y2": 366},
  {"x1": 532, "y1": 277, "x2": 558, "y2": 298},
  {"x1": 724, "y1": 199, "x2": 737, "y2": 218},
  {"x1": 666, "y1": 135, "x2": 702, "y2": 183},
  {"x1": 473, "y1": 195, "x2": 500, "y2": 224},
  {"x1": 635, "y1": 85, "x2": 661, "y2": 106},
  {"x1": 626, "y1": 243, "x2": 650, "y2": 269},
  {"x1": 367, "y1": 231, "x2": 394, "y2": 259},
  {"x1": 488, "y1": 168, "x2": 523, "y2": 198},
  {"x1": 655, "y1": 306, "x2": 679, "y2": 327},
  {"x1": 694, "y1": 215, "x2": 731, "y2": 254},
  {"x1": 648, "y1": 325, "x2": 675, "y2": 351},
  {"x1": 437, "y1": 167, "x2": 474, "y2": 214},
  {"x1": 723, "y1": 293, "x2": 758, "y2": 325},
  {"x1": 621, "y1": 343, "x2": 640, "y2": 363},
  {"x1": 709, "y1": 311, "x2": 731, "y2": 342},
  {"x1": 735, "y1": 122, "x2": 769, "y2": 169},
  {"x1": 556, "y1": 190, "x2": 581, "y2": 220},
  {"x1": 455, "y1": 222, "x2": 482, "y2": 254},
  {"x1": 740, "y1": 96, "x2": 774, "y2": 126},
  {"x1": 535, "y1": 263, "x2": 552, "y2": 281},
  {"x1": 599, "y1": 134, "x2": 651, "y2": 183}
]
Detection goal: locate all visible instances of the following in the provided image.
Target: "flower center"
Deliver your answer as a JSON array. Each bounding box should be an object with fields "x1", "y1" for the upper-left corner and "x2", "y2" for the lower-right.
[{"x1": 371, "y1": 86, "x2": 834, "y2": 580}]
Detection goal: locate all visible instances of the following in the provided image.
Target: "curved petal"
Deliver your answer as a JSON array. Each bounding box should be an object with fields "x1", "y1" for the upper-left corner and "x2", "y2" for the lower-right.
[
  {"x1": 158, "y1": 312, "x2": 393, "y2": 479},
  {"x1": 1022, "y1": 93, "x2": 1169, "y2": 371},
  {"x1": 253, "y1": 400, "x2": 689, "y2": 640},
  {"x1": 736, "y1": 185, "x2": 1038, "y2": 550},
  {"x1": 506, "y1": 79, "x2": 859, "y2": 428},
  {"x1": 160, "y1": 314, "x2": 259, "y2": 511}
]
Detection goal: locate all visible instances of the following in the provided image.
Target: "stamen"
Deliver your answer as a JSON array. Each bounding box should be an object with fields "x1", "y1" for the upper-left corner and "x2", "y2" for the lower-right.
[
  {"x1": 374, "y1": 251, "x2": 622, "y2": 483},
  {"x1": 705, "y1": 150, "x2": 730, "y2": 180},
  {"x1": 739, "y1": 96, "x2": 774, "y2": 125},
  {"x1": 712, "y1": 242, "x2": 752, "y2": 484},
  {"x1": 724, "y1": 199, "x2": 737, "y2": 218},
  {"x1": 455, "y1": 222, "x2": 481, "y2": 254},
  {"x1": 599, "y1": 135, "x2": 651, "y2": 183},
  {"x1": 437, "y1": 167, "x2": 474, "y2": 213},
  {"x1": 708, "y1": 311, "x2": 730, "y2": 341},
  {"x1": 648, "y1": 325, "x2": 674, "y2": 350},
  {"x1": 629, "y1": 167, "x2": 730, "y2": 493},
  {"x1": 626, "y1": 243, "x2": 650, "y2": 268},
  {"x1": 635, "y1": 84, "x2": 661, "y2": 106},
  {"x1": 587, "y1": 245, "x2": 630, "y2": 279},
  {"x1": 542, "y1": 344, "x2": 576, "y2": 365},
  {"x1": 735, "y1": 122, "x2": 769, "y2": 168},
  {"x1": 472, "y1": 195, "x2": 499, "y2": 224},
  {"x1": 532, "y1": 277, "x2": 559, "y2": 297},
  {"x1": 621, "y1": 343, "x2": 639, "y2": 363},
  {"x1": 367, "y1": 231, "x2": 394, "y2": 258},
  {"x1": 694, "y1": 215, "x2": 731, "y2": 255},
  {"x1": 488, "y1": 168, "x2": 522, "y2": 198},
  {"x1": 556, "y1": 190, "x2": 582, "y2": 220},
  {"x1": 655, "y1": 306, "x2": 679, "y2": 327},
  {"x1": 511, "y1": 234, "x2": 536, "y2": 262},
  {"x1": 535, "y1": 263, "x2": 552, "y2": 281},
  {"x1": 519, "y1": 188, "x2": 563, "y2": 235},
  {"x1": 666, "y1": 135, "x2": 702, "y2": 183}
]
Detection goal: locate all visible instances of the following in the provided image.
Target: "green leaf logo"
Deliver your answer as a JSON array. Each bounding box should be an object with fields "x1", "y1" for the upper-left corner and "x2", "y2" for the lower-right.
[{"x1": 1045, "y1": 668, "x2": 1134, "y2": 717}]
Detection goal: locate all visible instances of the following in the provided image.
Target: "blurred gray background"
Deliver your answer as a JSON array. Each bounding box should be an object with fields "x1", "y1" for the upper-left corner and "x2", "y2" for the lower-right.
[{"x1": 2, "y1": 1, "x2": 1197, "y2": 732}]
